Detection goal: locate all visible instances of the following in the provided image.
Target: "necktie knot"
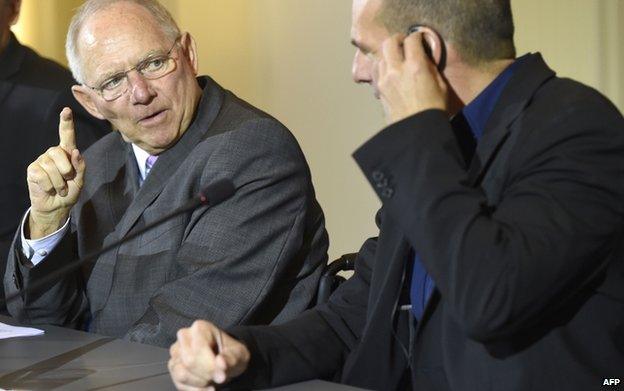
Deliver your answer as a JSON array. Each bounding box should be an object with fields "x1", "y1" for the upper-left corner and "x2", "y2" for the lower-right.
[{"x1": 145, "y1": 155, "x2": 158, "y2": 177}]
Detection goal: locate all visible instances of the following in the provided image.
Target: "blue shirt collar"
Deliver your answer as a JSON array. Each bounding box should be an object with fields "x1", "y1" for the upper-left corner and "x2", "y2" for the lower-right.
[{"x1": 462, "y1": 54, "x2": 529, "y2": 140}]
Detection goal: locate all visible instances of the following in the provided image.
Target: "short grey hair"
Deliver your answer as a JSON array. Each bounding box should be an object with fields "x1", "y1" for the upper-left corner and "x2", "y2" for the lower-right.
[
  {"x1": 65, "y1": 0, "x2": 180, "y2": 84},
  {"x1": 377, "y1": 0, "x2": 515, "y2": 65}
]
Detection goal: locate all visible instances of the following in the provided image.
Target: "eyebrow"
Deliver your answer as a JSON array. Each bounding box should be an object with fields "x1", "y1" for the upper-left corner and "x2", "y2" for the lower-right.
[
  {"x1": 350, "y1": 39, "x2": 372, "y2": 54},
  {"x1": 96, "y1": 48, "x2": 168, "y2": 86}
]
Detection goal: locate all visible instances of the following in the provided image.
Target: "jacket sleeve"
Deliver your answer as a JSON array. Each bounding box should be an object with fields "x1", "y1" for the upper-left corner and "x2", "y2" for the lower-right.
[
  {"x1": 353, "y1": 104, "x2": 624, "y2": 342},
  {"x1": 4, "y1": 224, "x2": 89, "y2": 329},
  {"x1": 226, "y1": 234, "x2": 378, "y2": 389}
]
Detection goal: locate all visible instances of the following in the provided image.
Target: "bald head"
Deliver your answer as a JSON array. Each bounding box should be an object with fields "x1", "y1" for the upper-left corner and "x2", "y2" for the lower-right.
[
  {"x1": 66, "y1": 0, "x2": 180, "y2": 84},
  {"x1": 67, "y1": 0, "x2": 202, "y2": 155}
]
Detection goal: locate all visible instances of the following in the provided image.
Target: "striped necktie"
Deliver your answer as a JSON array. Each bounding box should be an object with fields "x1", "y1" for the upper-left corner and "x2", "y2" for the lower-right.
[{"x1": 145, "y1": 155, "x2": 158, "y2": 179}]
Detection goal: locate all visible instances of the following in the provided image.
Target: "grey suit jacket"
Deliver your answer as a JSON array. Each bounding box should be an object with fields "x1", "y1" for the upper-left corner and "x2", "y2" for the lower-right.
[{"x1": 4, "y1": 76, "x2": 328, "y2": 347}]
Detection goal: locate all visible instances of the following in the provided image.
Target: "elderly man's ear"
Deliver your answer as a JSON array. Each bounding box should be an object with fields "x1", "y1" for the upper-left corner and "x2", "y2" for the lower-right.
[
  {"x1": 179, "y1": 32, "x2": 199, "y2": 75},
  {"x1": 71, "y1": 86, "x2": 106, "y2": 120}
]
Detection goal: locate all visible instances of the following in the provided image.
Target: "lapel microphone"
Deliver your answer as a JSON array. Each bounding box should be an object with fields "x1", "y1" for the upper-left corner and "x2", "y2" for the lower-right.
[{"x1": 2, "y1": 178, "x2": 236, "y2": 306}]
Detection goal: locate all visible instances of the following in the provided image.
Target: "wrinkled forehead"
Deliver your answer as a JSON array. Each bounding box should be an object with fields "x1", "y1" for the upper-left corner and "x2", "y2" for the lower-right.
[{"x1": 77, "y1": 3, "x2": 171, "y2": 82}]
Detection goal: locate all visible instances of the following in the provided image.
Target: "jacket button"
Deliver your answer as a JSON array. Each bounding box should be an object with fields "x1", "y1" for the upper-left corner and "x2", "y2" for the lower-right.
[
  {"x1": 382, "y1": 188, "x2": 394, "y2": 199},
  {"x1": 372, "y1": 170, "x2": 384, "y2": 181},
  {"x1": 375, "y1": 178, "x2": 388, "y2": 188}
]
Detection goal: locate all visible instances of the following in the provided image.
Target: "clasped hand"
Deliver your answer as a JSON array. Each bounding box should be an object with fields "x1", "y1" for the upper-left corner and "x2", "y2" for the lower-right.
[{"x1": 168, "y1": 320, "x2": 250, "y2": 390}]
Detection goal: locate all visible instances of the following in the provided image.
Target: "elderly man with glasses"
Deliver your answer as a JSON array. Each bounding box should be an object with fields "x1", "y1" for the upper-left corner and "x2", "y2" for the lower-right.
[{"x1": 3, "y1": 0, "x2": 328, "y2": 347}]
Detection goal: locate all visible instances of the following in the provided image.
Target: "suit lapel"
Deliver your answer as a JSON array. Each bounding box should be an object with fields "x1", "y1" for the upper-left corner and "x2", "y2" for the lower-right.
[
  {"x1": 115, "y1": 77, "x2": 225, "y2": 239},
  {"x1": 421, "y1": 53, "x2": 557, "y2": 325},
  {"x1": 106, "y1": 144, "x2": 139, "y2": 225},
  {"x1": 87, "y1": 140, "x2": 139, "y2": 313},
  {"x1": 366, "y1": 235, "x2": 411, "y2": 322},
  {"x1": 468, "y1": 53, "x2": 556, "y2": 185},
  {"x1": 343, "y1": 218, "x2": 412, "y2": 389}
]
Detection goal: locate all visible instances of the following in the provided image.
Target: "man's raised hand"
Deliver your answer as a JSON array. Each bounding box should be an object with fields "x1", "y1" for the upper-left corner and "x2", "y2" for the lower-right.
[{"x1": 26, "y1": 107, "x2": 85, "y2": 238}]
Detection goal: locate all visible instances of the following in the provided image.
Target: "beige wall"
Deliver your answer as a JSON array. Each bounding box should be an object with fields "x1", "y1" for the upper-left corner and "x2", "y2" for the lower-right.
[
  {"x1": 512, "y1": 0, "x2": 624, "y2": 112},
  {"x1": 170, "y1": 0, "x2": 386, "y2": 260},
  {"x1": 13, "y1": 0, "x2": 624, "y2": 260},
  {"x1": 12, "y1": 0, "x2": 83, "y2": 64}
]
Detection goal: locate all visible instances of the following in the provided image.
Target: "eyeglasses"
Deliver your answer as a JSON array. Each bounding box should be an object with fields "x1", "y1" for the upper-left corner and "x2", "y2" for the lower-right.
[{"x1": 86, "y1": 38, "x2": 180, "y2": 101}]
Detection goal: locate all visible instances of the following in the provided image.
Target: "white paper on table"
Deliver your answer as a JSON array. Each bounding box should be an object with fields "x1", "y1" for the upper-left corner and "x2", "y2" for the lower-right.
[{"x1": 0, "y1": 321, "x2": 44, "y2": 339}]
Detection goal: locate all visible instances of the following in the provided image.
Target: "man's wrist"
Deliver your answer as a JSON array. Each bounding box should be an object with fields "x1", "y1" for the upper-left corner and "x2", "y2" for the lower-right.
[{"x1": 27, "y1": 209, "x2": 70, "y2": 239}]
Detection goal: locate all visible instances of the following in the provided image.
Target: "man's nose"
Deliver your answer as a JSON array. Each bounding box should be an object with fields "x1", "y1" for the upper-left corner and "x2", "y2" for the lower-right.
[
  {"x1": 352, "y1": 51, "x2": 373, "y2": 84},
  {"x1": 127, "y1": 71, "x2": 155, "y2": 104}
]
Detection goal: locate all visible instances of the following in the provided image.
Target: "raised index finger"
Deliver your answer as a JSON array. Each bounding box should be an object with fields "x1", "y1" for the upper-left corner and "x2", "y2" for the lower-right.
[{"x1": 59, "y1": 107, "x2": 77, "y2": 152}]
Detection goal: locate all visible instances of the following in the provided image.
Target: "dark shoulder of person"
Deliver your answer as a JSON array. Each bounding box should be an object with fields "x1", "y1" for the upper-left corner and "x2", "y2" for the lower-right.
[
  {"x1": 8, "y1": 44, "x2": 74, "y2": 88},
  {"x1": 13, "y1": 44, "x2": 111, "y2": 151}
]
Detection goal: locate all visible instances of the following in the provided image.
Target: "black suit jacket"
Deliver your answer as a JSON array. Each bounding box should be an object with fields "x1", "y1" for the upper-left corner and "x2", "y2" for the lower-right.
[
  {"x1": 0, "y1": 34, "x2": 109, "y2": 308},
  {"x1": 229, "y1": 54, "x2": 624, "y2": 390}
]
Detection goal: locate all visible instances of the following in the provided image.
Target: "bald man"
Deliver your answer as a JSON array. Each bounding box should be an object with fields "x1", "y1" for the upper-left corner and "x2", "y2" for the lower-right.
[{"x1": 4, "y1": 0, "x2": 328, "y2": 346}]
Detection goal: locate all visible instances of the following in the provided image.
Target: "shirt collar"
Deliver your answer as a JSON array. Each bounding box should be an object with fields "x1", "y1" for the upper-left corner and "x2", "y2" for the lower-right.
[{"x1": 462, "y1": 54, "x2": 529, "y2": 140}]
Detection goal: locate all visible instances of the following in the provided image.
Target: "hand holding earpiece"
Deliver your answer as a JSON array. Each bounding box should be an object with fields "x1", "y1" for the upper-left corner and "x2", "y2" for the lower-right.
[{"x1": 375, "y1": 31, "x2": 448, "y2": 124}]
